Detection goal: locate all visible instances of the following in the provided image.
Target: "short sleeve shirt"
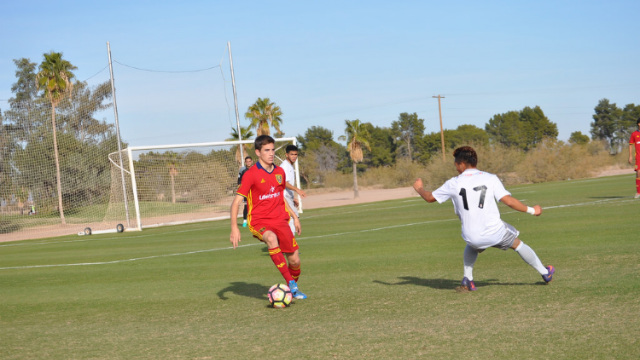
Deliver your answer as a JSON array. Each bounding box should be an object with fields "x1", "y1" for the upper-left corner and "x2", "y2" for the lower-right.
[
  {"x1": 236, "y1": 162, "x2": 289, "y2": 223},
  {"x1": 279, "y1": 160, "x2": 296, "y2": 201},
  {"x1": 432, "y1": 168, "x2": 511, "y2": 249},
  {"x1": 630, "y1": 131, "x2": 640, "y2": 160}
]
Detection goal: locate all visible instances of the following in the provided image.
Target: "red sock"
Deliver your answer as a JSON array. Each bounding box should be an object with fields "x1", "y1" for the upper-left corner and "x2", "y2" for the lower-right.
[
  {"x1": 268, "y1": 247, "x2": 294, "y2": 283},
  {"x1": 636, "y1": 178, "x2": 640, "y2": 194},
  {"x1": 288, "y1": 265, "x2": 301, "y2": 282}
]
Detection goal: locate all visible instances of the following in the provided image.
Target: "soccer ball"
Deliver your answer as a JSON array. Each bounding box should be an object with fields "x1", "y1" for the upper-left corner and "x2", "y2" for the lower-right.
[{"x1": 268, "y1": 283, "x2": 293, "y2": 308}]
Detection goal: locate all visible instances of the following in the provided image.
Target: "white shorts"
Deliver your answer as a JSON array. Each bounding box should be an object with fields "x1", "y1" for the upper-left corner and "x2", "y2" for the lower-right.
[
  {"x1": 285, "y1": 196, "x2": 298, "y2": 235},
  {"x1": 492, "y1": 222, "x2": 519, "y2": 250},
  {"x1": 468, "y1": 222, "x2": 519, "y2": 251}
]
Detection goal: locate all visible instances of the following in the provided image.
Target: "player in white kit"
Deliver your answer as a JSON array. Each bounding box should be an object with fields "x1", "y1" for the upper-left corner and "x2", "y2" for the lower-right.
[
  {"x1": 413, "y1": 146, "x2": 554, "y2": 291},
  {"x1": 280, "y1": 145, "x2": 306, "y2": 235}
]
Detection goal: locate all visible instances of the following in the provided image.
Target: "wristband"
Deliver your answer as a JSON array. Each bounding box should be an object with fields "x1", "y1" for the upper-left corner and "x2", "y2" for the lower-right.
[{"x1": 526, "y1": 206, "x2": 536, "y2": 215}]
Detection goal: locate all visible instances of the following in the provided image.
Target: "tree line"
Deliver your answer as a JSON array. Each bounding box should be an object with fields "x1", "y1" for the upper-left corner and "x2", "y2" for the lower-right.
[{"x1": 239, "y1": 97, "x2": 639, "y2": 195}]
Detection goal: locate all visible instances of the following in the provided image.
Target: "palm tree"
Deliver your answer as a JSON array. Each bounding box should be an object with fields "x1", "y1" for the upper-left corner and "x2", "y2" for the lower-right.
[
  {"x1": 227, "y1": 126, "x2": 255, "y2": 165},
  {"x1": 244, "y1": 97, "x2": 283, "y2": 136},
  {"x1": 340, "y1": 119, "x2": 371, "y2": 199},
  {"x1": 36, "y1": 52, "x2": 77, "y2": 224}
]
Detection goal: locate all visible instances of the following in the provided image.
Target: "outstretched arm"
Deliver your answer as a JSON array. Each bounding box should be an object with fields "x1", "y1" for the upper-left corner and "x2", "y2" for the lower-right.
[
  {"x1": 413, "y1": 178, "x2": 437, "y2": 203},
  {"x1": 285, "y1": 182, "x2": 306, "y2": 198},
  {"x1": 500, "y1": 195, "x2": 542, "y2": 216}
]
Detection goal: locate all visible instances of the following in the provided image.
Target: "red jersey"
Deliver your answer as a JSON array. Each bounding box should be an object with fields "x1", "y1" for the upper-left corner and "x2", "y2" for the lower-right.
[
  {"x1": 630, "y1": 131, "x2": 640, "y2": 159},
  {"x1": 236, "y1": 162, "x2": 290, "y2": 224}
]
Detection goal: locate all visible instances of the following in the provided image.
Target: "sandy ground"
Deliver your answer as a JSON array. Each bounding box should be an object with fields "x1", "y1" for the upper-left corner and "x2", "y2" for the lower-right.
[
  {"x1": 301, "y1": 166, "x2": 634, "y2": 210},
  {"x1": 1, "y1": 166, "x2": 634, "y2": 242},
  {"x1": 301, "y1": 186, "x2": 417, "y2": 210}
]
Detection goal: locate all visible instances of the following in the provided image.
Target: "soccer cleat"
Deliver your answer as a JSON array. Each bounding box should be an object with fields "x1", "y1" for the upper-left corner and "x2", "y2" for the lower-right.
[
  {"x1": 634, "y1": 193, "x2": 640, "y2": 199},
  {"x1": 461, "y1": 277, "x2": 477, "y2": 291},
  {"x1": 288, "y1": 280, "x2": 307, "y2": 299},
  {"x1": 542, "y1": 265, "x2": 555, "y2": 283},
  {"x1": 242, "y1": 220, "x2": 248, "y2": 228}
]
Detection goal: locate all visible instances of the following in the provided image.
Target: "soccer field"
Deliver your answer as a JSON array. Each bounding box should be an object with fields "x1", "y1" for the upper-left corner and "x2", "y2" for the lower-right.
[{"x1": 1, "y1": 175, "x2": 638, "y2": 359}]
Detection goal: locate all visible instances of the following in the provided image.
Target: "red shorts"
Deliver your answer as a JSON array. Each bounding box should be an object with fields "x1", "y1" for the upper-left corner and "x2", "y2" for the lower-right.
[{"x1": 249, "y1": 220, "x2": 298, "y2": 253}]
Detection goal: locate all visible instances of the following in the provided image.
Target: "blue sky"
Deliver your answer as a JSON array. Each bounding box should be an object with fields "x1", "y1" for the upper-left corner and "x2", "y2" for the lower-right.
[{"x1": 1, "y1": 0, "x2": 639, "y2": 147}]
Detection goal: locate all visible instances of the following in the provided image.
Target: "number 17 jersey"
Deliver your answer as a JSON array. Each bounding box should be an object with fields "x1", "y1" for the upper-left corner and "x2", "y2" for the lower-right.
[{"x1": 432, "y1": 168, "x2": 511, "y2": 249}]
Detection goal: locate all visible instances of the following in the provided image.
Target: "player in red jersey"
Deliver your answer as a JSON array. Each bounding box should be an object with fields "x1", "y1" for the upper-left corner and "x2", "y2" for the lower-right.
[
  {"x1": 230, "y1": 135, "x2": 307, "y2": 299},
  {"x1": 629, "y1": 117, "x2": 640, "y2": 199}
]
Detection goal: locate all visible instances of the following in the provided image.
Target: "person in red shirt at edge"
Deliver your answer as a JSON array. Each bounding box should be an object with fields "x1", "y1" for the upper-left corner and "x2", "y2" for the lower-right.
[
  {"x1": 230, "y1": 135, "x2": 307, "y2": 299},
  {"x1": 629, "y1": 118, "x2": 640, "y2": 199}
]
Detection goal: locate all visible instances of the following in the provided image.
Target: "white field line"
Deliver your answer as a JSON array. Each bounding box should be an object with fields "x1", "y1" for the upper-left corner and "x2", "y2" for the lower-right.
[
  {"x1": 0, "y1": 197, "x2": 631, "y2": 271},
  {"x1": 0, "y1": 226, "x2": 215, "y2": 248}
]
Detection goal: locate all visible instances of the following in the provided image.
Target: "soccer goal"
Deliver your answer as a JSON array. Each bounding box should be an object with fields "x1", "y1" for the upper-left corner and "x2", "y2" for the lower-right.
[{"x1": 104, "y1": 137, "x2": 301, "y2": 232}]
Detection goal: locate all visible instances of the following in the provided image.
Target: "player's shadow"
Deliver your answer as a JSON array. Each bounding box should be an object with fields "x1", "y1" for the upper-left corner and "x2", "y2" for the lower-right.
[
  {"x1": 217, "y1": 282, "x2": 269, "y2": 301},
  {"x1": 589, "y1": 196, "x2": 626, "y2": 199},
  {"x1": 374, "y1": 277, "x2": 459, "y2": 290},
  {"x1": 374, "y1": 276, "x2": 534, "y2": 290}
]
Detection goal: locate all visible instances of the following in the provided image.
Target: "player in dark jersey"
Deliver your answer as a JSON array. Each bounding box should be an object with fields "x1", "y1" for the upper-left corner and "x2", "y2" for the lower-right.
[
  {"x1": 230, "y1": 135, "x2": 307, "y2": 299},
  {"x1": 237, "y1": 156, "x2": 253, "y2": 227}
]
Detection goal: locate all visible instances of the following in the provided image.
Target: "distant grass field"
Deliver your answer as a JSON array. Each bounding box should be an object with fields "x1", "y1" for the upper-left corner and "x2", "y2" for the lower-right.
[{"x1": 1, "y1": 174, "x2": 638, "y2": 359}]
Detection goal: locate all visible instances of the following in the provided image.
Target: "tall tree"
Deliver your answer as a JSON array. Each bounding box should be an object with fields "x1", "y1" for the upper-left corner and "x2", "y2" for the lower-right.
[
  {"x1": 363, "y1": 123, "x2": 395, "y2": 167},
  {"x1": 0, "y1": 110, "x2": 18, "y2": 202},
  {"x1": 10, "y1": 58, "x2": 39, "y2": 103},
  {"x1": 296, "y1": 126, "x2": 344, "y2": 186},
  {"x1": 8, "y1": 58, "x2": 47, "y2": 141},
  {"x1": 58, "y1": 81, "x2": 112, "y2": 142},
  {"x1": 622, "y1": 103, "x2": 640, "y2": 133},
  {"x1": 245, "y1": 97, "x2": 283, "y2": 136},
  {"x1": 391, "y1": 112, "x2": 425, "y2": 161},
  {"x1": 340, "y1": 119, "x2": 371, "y2": 198},
  {"x1": 590, "y1": 98, "x2": 624, "y2": 153},
  {"x1": 36, "y1": 51, "x2": 77, "y2": 224},
  {"x1": 485, "y1": 106, "x2": 557, "y2": 151}
]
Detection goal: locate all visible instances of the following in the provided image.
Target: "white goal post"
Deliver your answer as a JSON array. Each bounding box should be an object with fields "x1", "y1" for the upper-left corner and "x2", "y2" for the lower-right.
[{"x1": 105, "y1": 137, "x2": 302, "y2": 232}]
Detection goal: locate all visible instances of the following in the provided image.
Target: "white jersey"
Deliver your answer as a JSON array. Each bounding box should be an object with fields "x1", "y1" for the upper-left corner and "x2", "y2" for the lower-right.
[
  {"x1": 280, "y1": 160, "x2": 296, "y2": 201},
  {"x1": 432, "y1": 168, "x2": 511, "y2": 249}
]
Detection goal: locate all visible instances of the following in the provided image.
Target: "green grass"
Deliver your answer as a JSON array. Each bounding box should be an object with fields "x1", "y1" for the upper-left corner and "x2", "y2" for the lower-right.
[{"x1": 1, "y1": 174, "x2": 638, "y2": 359}]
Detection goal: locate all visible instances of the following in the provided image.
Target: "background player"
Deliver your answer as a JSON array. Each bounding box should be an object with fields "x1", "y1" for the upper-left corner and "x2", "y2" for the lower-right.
[
  {"x1": 412, "y1": 146, "x2": 554, "y2": 291},
  {"x1": 237, "y1": 156, "x2": 253, "y2": 227},
  {"x1": 230, "y1": 135, "x2": 307, "y2": 299},
  {"x1": 628, "y1": 117, "x2": 640, "y2": 199},
  {"x1": 280, "y1": 144, "x2": 307, "y2": 234}
]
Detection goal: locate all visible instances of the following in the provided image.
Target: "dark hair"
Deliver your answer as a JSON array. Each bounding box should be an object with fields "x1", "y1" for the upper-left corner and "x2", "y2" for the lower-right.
[
  {"x1": 254, "y1": 135, "x2": 275, "y2": 151},
  {"x1": 285, "y1": 144, "x2": 299, "y2": 153},
  {"x1": 453, "y1": 146, "x2": 478, "y2": 167},
  {"x1": 637, "y1": 117, "x2": 640, "y2": 125},
  {"x1": 244, "y1": 156, "x2": 252, "y2": 161}
]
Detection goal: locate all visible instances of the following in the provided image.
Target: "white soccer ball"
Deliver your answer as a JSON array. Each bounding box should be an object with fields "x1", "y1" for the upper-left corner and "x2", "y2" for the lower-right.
[{"x1": 267, "y1": 283, "x2": 293, "y2": 308}]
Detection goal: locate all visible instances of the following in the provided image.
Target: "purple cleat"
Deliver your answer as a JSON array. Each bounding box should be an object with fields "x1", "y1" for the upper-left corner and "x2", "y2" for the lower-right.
[
  {"x1": 461, "y1": 277, "x2": 477, "y2": 291},
  {"x1": 542, "y1": 265, "x2": 555, "y2": 283}
]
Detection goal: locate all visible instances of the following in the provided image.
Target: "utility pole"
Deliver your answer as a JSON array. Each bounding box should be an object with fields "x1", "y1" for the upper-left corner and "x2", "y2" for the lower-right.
[{"x1": 432, "y1": 95, "x2": 446, "y2": 161}]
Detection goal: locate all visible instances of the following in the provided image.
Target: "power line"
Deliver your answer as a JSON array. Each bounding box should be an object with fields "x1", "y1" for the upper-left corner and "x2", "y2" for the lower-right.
[{"x1": 112, "y1": 60, "x2": 220, "y2": 73}]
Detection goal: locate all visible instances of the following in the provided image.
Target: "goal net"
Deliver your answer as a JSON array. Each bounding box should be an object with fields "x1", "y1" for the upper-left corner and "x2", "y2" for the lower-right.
[{"x1": 104, "y1": 138, "x2": 301, "y2": 232}]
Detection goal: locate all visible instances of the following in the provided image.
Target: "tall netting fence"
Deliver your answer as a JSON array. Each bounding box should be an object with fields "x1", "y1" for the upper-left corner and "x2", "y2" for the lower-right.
[{"x1": 0, "y1": 82, "x2": 119, "y2": 241}]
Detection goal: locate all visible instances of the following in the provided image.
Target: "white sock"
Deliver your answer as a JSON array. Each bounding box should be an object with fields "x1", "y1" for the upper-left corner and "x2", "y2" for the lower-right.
[
  {"x1": 514, "y1": 242, "x2": 548, "y2": 275},
  {"x1": 463, "y1": 245, "x2": 478, "y2": 281}
]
